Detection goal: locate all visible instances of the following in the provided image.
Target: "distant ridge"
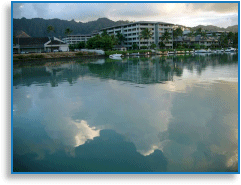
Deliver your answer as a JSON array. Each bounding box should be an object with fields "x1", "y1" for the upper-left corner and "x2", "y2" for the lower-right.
[
  {"x1": 13, "y1": 17, "x2": 238, "y2": 38},
  {"x1": 13, "y1": 17, "x2": 130, "y2": 38},
  {"x1": 191, "y1": 24, "x2": 238, "y2": 32}
]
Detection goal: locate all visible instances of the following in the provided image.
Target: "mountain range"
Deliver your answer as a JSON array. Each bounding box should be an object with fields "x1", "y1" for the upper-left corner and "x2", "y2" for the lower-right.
[
  {"x1": 191, "y1": 25, "x2": 238, "y2": 32},
  {"x1": 13, "y1": 17, "x2": 130, "y2": 38},
  {"x1": 13, "y1": 17, "x2": 238, "y2": 38}
]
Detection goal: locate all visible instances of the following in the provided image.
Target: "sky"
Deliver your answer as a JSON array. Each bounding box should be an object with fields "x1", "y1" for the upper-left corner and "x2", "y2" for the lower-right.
[
  {"x1": 12, "y1": 2, "x2": 238, "y2": 28},
  {"x1": 13, "y1": 2, "x2": 238, "y2": 28}
]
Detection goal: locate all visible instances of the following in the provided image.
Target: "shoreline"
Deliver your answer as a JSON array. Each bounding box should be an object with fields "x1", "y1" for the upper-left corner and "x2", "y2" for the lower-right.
[
  {"x1": 12, "y1": 52, "x2": 159, "y2": 63},
  {"x1": 13, "y1": 52, "x2": 106, "y2": 61},
  {"x1": 13, "y1": 50, "x2": 237, "y2": 64}
]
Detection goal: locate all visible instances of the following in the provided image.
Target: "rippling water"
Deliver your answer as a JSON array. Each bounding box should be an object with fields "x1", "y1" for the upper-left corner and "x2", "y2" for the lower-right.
[{"x1": 12, "y1": 53, "x2": 238, "y2": 172}]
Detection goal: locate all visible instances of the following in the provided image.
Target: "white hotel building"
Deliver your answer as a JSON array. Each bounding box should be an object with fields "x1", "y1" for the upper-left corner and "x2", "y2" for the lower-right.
[
  {"x1": 62, "y1": 34, "x2": 92, "y2": 45},
  {"x1": 63, "y1": 21, "x2": 174, "y2": 49}
]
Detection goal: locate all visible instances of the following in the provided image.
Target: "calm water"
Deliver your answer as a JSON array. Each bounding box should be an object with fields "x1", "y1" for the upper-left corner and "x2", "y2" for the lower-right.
[{"x1": 13, "y1": 53, "x2": 239, "y2": 172}]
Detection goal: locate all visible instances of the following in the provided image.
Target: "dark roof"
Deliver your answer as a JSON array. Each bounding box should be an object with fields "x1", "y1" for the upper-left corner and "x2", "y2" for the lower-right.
[{"x1": 17, "y1": 37, "x2": 49, "y2": 47}]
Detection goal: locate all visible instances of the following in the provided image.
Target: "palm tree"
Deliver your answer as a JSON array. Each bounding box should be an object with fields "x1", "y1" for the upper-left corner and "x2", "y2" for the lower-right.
[
  {"x1": 201, "y1": 31, "x2": 207, "y2": 39},
  {"x1": 116, "y1": 32, "x2": 125, "y2": 46},
  {"x1": 47, "y1": 25, "x2": 55, "y2": 52},
  {"x1": 101, "y1": 30, "x2": 108, "y2": 37},
  {"x1": 47, "y1": 25, "x2": 55, "y2": 37},
  {"x1": 195, "y1": 27, "x2": 202, "y2": 36},
  {"x1": 140, "y1": 28, "x2": 153, "y2": 49},
  {"x1": 65, "y1": 28, "x2": 73, "y2": 50},
  {"x1": 161, "y1": 30, "x2": 172, "y2": 49},
  {"x1": 227, "y1": 32, "x2": 234, "y2": 46},
  {"x1": 219, "y1": 33, "x2": 228, "y2": 48},
  {"x1": 187, "y1": 30, "x2": 194, "y2": 37},
  {"x1": 65, "y1": 28, "x2": 73, "y2": 36},
  {"x1": 212, "y1": 32, "x2": 217, "y2": 38},
  {"x1": 173, "y1": 27, "x2": 183, "y2": 48}
]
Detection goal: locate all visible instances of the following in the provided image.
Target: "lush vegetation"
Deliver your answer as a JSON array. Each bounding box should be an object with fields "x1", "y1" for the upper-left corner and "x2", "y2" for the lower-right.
[
  {"x1": 69, "y1": 42, "x2": 86, "y2": 50},
  {"x1": 85, "y1": 34, "x2": 118, "y2": 50}
]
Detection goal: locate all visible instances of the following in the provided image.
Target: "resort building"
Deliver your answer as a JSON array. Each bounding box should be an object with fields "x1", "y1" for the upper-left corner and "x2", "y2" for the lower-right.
[
  {"x1": 62, "y1": 34, "x2": 92, "y2": 44},
  {"x1": 99, "y1": 21, "x2": 174, "y2": 50},
  {"x1": 61, "y1": 21, "x2": 174, "y2": 49},
  {"x1": 174, "y1": 36, "x2": 219, "y2": 48}
]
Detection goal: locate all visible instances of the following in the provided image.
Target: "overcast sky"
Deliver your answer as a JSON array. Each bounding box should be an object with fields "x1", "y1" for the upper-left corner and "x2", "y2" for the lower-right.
[{"x1": 13, "y1": 2, "x2": 238, "y2": 28}]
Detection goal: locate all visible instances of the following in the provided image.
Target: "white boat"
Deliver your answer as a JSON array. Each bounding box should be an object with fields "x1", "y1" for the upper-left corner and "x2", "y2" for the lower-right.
[
  {"x1": 109, "y1": 54, "x2": 123, "y2": 60},
  {"x1": 216, "y1": 49, "x2": 224, "y2": 53},
  {"x1": 109, "y1": 54, "x2": 123, "y2": 58},
  {"x1": 225, "y1": 47, "x2": 236, "y2": 52},
  {"x1": 195, "y1": 49, "x2": 207, "y2": 53},
  {"x1": 206, "y1": 49, "x2": 212, "y2": 53}
]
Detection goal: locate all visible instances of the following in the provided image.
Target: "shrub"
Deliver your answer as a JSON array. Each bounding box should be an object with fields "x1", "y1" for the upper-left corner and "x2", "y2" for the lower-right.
[{"x1": 159, "y1": 49, "x2": 167, "y2": 53}]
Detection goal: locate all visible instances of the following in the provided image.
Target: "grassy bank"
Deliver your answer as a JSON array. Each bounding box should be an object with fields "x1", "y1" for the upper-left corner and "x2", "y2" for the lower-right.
[
  {"x1": 13, "y1": 51, "x2": 103, "y2": 61},
  {"x1": 13, "y1": 49, "x2": 194, "y2": 61}
]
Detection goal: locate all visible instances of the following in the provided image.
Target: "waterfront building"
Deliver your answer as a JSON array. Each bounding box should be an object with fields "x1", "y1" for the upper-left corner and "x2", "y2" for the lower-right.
[
  {"x1": 62, "y1": 34, "x2": 92, "y2": 44},
  {"x1": 61, "y1": 21, "x2": 174, "y2": 49},
  {"x1": 13, "y1": 37, "x2": 69, "y2": 53},
  {"x1": 174, "y1": 35, "x2": 219, "y2": 48},
  {"x1": 99, "y1": 21, "x2": 174, "y2": 50}
]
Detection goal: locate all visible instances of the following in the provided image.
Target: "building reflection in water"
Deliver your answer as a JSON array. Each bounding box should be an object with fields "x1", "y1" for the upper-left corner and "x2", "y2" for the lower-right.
[{"x1": 12, "y1": 54, "x2": 238, "y2": 172}]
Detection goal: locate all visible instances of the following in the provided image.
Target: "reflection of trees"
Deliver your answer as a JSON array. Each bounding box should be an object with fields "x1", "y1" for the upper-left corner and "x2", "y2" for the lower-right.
[
  {"x1": 170, "y1": 53, "x2": 238, "y2": 76},
  {"x1": 13, "y1": 64, "x2": 89, "y2": 87},
  {"x1": 139, "y1": 57, "x2": 149, "y2": 62},
  {"x1": 173, "y1": 64, "x2": 183, "y2": 77},
  {"x1": 13, "y1": 53, "x2": 238, "y2": 87},
  {"x1": 141, "y1": 68, "x2": 152, "y2": 78},
  {"x1": 88, "y1": 62, "x2": 125, "y2": 79},
  {"x1": 160, "y1": 62, "x2": 173, "y2": 80}
]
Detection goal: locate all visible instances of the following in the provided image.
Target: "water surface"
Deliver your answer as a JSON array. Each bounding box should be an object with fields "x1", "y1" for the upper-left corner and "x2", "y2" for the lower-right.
[{"x1": 13, "y1": 53, "x2": 239, "y2": 172}]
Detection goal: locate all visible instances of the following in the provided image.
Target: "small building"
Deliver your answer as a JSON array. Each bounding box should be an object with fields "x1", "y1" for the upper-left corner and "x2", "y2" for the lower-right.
[
  {"x1": 45, "y1": 37, "x2": 69, "y2": 52},
  {"x1": 14, "y1": 37, "x2": 69, "y2": 53},
  {"x1": 14, "y1": 37, "x2": 50, "y2": 53}
]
